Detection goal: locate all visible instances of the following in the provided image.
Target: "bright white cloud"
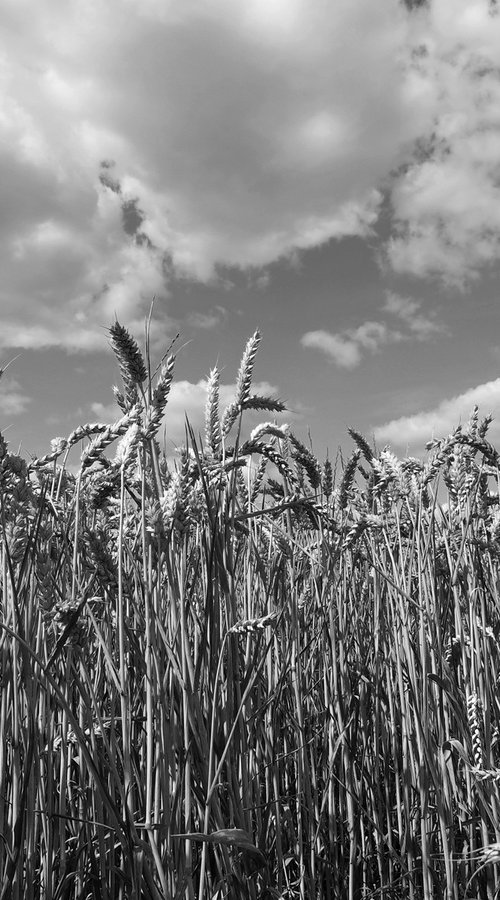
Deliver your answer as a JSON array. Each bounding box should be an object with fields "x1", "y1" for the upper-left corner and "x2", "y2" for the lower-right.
[
  {"x1": 386, "y1": 0, "x2": 500, "y2": 286},
  {"x1": 374, "y1": 377, "x2": 500, "y2": 449},
  {"x1": 301, "y1": 331, "x2": 364, "y2": 369},
  {"x1": 0, "y1": 0, "x2": 430, "y2": 351}
]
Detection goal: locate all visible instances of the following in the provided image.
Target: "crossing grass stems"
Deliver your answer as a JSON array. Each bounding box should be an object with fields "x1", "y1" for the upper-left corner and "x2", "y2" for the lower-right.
[{"x1": 1, "y1": 322, "x2": 500, "y2": 898}]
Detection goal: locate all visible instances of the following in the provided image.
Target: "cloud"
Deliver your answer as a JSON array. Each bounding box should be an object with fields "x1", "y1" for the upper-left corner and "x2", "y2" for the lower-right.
[
  {"x1": 301, "y1": 323, "x2": 393, "y2": 369},
  {"x1": 374, "y1": 377, "x2": 500, "y2": 449},
  {"x1": 301, "y1": 331, "x2": 363, "y2": 369},
  {"x1": 301, "y1": 294, "x2": 446, "y2": 367},
  {"x1": 0, "y1": 378, "x2": 31, "y2": 417},
  {"x1": 187, "y1": 307, "x2": 227, "y2": 330},
  {"x1": 0, "y1": 0, "x2": 430, "y2": 351},
  {"x1": 385, "y1": 0, "x2": 500, "y2": 286},
  {"x1": 3, "y1": 0, "x2": 499, "y2": 354},
  {"x1": 383, "y1": 291, "x2": 448, "y2": 338}
]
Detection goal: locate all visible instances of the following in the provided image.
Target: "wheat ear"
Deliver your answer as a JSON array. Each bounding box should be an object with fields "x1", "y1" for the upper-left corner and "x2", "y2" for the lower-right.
[
  {"x1": 142, "y1": 354, "x2": 176, "y2": 440},
  {"x1": 205, "y1": 366, "x2": 222, "y2": 457},
  {"x1": 108, "y1": 320, "x2": 147, "y2": 410},
  {"x1": 80, "y1": 407, "x2": 139, "y2": 470},
  {"x1": 221, "y1": 331, "x2": 261, "y2": 436}
]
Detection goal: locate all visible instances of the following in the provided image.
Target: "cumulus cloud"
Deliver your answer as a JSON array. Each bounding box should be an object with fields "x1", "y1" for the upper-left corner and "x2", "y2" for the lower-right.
[
  {"x1": 3, "y1": 0, "x2": 499, "y2": 355},
  {"x1": 386, "y1": 0, "x2": 500, "y2": 286},
  {"x1": 301, "y1": 293, "x2": 446, "y2": 367},
  {"x1": 0, "y1": 0, "x2": 431, "y2": 351},
  {"x1": 301, "y1": 323, "x2": 393, "y2": 369},
  {"x1": 374, "y1": 377, "x2": 500, "y2": 449}
]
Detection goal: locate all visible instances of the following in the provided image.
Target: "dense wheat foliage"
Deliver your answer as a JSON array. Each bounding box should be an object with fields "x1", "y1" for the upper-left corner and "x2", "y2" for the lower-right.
[{"x1": 2, "y1": 323, "x2": 500, "y2": 899}]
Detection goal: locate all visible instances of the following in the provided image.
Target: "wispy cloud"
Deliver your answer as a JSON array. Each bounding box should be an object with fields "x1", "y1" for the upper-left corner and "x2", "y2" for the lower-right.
[
  {"x1": 301, "y1": 294, "x2": 446, "y2": 368},
  {"x1": 374, "y1": 377, "x2": 500, "y2": 449},
  {"x1": 0, "y1": 379, "x2": 32, "y2": 417},
  {"x1": 187, "y1": 307, "x2": 227, "y2": 330},
  {"x1": 383, "y1": 291, "x2": 448, "y2": 338}
]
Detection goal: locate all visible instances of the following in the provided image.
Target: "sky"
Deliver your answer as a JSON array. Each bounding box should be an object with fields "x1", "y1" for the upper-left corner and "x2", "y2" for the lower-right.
[{"x1": 2, "y1": 0, "x2": 500, "y2": 469}]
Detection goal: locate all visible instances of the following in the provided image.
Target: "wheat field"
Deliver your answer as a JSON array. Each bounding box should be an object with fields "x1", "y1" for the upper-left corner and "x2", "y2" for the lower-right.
[{"x1": 1, "y1": 321, "x2": 500, "y2": 899}]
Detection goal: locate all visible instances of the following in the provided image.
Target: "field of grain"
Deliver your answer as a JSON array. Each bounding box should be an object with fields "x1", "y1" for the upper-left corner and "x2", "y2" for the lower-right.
[{"x1": 1, "y1": 321, "x2": 500, "y2": 899}]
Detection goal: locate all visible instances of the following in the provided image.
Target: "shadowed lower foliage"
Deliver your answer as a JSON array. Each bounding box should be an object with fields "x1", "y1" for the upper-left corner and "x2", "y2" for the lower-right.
[{"x1": 1, "y1": 324, "x2": 500, "y2": 899}]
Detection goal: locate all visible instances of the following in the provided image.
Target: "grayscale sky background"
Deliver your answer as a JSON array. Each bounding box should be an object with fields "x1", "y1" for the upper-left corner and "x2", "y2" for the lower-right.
[{"x1": 2, "y1": 0, "x2": 500, "y2": 467}]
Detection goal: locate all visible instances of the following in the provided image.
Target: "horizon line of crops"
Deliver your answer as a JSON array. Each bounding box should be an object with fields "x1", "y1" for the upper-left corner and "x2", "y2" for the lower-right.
[{"x1": 1, "y1": 320, "x2": 500, "y2": 899}]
